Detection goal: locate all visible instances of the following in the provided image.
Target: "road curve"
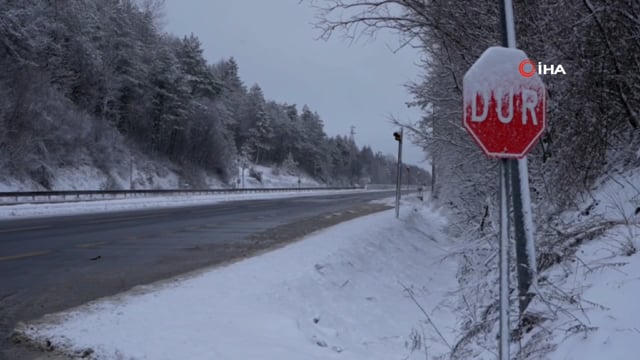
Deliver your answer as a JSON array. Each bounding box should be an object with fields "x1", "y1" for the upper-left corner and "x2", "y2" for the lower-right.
[{"x1": 0, "y1": 190, "x2": 395, "y2": 359}]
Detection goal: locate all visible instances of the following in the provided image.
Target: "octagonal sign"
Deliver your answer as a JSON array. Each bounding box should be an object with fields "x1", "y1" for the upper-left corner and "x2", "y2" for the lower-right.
[{"x1": 463, "y1": 46, "x2": 546, "y2": 158}]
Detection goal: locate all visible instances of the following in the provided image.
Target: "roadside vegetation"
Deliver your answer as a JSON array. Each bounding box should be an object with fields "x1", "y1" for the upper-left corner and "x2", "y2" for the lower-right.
[{"x1": 310, "y1": 0, "x2": 640, "y2": 357}]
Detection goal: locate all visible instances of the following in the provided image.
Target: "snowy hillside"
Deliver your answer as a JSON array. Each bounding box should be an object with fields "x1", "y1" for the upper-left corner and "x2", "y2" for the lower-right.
[
  {"x1": 0, "y1": 158, "x2": 322, "y2": 192},
  {"x1": 235, "y1": 164, "x2": 321, "y2": 188},
  {"x1": 0, "y1": 156, "x2": 187, "y2": 192},
  {"x1": 1, "y1": 1, "x2": 429, "y2": 194}
]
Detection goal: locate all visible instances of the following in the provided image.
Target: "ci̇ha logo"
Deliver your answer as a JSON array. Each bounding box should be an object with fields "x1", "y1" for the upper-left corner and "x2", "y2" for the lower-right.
[{"x1": 519, "y1": 60, "x2": 566, "y2": 77}]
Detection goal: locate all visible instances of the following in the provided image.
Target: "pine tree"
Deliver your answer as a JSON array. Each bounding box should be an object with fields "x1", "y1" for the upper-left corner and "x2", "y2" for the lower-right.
[
  {"x1": 281, "y1": 152, "x2": 298, "y2": 176},
  {"x1": 176, "y1": 34, "x2": 219, "y2": 99},
  {"x1": 248, "y1": 107, "x2": 273, "y2": 164}
]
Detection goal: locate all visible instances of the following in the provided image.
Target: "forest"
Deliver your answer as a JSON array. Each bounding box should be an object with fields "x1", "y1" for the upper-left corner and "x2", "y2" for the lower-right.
[{"x1": 0, "y1": 0, "x2": 422, "y2": 189}]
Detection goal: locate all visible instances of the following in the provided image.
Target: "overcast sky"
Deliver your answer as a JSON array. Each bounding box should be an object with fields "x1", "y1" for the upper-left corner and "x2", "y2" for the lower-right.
[{"x1": 163, "y1": 0, "x2": 426, "y2": 166}]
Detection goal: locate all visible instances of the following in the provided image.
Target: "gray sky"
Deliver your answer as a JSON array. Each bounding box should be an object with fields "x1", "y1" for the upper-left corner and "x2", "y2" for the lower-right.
[{"x1": 163, "y1": 0, "x2": 426, "y2": 166}]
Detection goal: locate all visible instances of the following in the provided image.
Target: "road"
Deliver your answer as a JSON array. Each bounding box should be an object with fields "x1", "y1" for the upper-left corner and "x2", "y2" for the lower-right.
[{"x1": 0, "y1": 190, "x2": 394, "y2": 359}]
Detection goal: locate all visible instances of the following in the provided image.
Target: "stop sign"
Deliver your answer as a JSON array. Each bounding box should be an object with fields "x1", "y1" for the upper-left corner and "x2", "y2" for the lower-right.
[{"x1": 463, "y1": 46, "x2": 546, "y2": 158}]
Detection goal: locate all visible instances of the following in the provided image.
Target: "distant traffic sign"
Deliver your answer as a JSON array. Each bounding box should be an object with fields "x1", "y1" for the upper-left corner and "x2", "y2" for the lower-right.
[{"x1": 463, "y1": 47, "x2": 546, "y2": 158}]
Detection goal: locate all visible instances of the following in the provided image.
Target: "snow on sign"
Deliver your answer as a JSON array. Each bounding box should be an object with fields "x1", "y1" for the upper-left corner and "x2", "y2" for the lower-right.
[{"x1": 463, "y1": 46, "x2": 546, "y2": 158}]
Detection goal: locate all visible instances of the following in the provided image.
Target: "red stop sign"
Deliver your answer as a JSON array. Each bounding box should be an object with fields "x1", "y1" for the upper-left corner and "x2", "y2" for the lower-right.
[{"x1": 463, "y1": 47, "x2": 546, "y2": 158}]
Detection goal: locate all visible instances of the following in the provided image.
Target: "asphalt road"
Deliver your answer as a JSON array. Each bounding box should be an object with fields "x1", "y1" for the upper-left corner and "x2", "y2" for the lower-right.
[{"x1": 0, "y1": 190, "x2": 394, "y2": 359}]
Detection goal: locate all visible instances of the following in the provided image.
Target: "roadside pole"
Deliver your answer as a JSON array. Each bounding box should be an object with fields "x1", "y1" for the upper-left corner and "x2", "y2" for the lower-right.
[
  {"x1": 463, "y1": 4, "x2": 546, "y2": 356},
  {"x1": 499, "y1": 159, "x2": 510, "y2": 360},
  {"x1": 500, "y1": 0, "x2": 538, "y2": 315},
  {"x1": 510, "y1": 161, "x2": 535, "y2": 313},
  {"x1": 398, "y1": 128, "x2": 403, "y2": 201},
  {"x1": 394, "y1": 128, "x2": 403, "y2": 218},
  {"x1": 498, "y1": 1, "x2": 515, "y2": 358},
  {"x1": 241, "y1": 164, "x2": 245, "y2": 189},
  {"x1": 129, "y1": 157, "x2": 134, "y2": 190}
]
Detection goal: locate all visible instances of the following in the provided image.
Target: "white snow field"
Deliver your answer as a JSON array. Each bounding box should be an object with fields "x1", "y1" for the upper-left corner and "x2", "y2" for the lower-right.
[{"x1": 15, "y1": 200, "x2": 459, "y2": 360}]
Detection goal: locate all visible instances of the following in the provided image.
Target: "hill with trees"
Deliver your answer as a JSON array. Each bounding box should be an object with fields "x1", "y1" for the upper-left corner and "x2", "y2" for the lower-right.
[{"x1": 0, "y1": 0, "x2": 426, "y2": 190}]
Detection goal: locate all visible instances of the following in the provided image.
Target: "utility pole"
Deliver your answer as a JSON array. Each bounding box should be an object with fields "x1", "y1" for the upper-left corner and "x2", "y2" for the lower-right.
[
  {"x1": 241, "y1": 164, "x2": 245, "y2": 189},
  {"x1": 393, "y1": 129, "x2": 403, "y2": 218},
  {"x1": 398, "y1": 129, "x2": 403, "y2": 201},
  {"x1": 238, "y1": 157, "x2": 247, "y2": 189},
  {"x1": 350, "y1": 126, "x2": 357, "y2": 185},
  {"x1": 129, "y1": 157, "x2": 134, "y2": 190}
]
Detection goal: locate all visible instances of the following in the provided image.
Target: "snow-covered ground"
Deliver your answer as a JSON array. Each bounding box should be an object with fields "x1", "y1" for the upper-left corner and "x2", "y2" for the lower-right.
[
  {"x1": 0, "y1": 189, "x2": 378, "y2": 220},
  {"x1": 539, "y1": 231, "x2": 640, "y2": 360},
  {"x1": 521, "y1": 167, "x2": 640, "y2": 359},
  {"x1": 453, "y1": 166, "x2": 640, "y2": 359},
  {"x1": 0, "y1": 156, "x2": 187, "y2": 192},
  {"x1": 15, "y1": 199, "x2": 459, "y2": 360},
  {"x1": 12, "y1": 164, "x2": 640, "y2": 360},
  {"x1": 237, "y1": 164, "x2": 321, "y2": 188}
]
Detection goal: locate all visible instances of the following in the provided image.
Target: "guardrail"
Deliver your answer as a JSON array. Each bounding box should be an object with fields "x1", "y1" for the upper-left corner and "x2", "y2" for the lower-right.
[
  {"x1": 0, "y1": 186, "x2": 363, "y2": 206},
  {"x1": 364, "y1": 184, "x2": 395, "y2": 190}
]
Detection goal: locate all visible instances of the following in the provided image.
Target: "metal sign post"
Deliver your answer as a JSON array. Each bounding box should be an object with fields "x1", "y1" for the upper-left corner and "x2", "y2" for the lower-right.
[
  {"x1": 394, "y1": 128, "x2": 403, "y2": 219},
  {"x1": 398, "y1": 128, "x2": 403, "y2": 201},
  {"x1": 499, "y1": 159, "x2": 510, "y2": 359},
  {"x1": 129, "y1": 157, "x2": 134, "y2": 190},
  {"x1": 241, "y1": 165, "x2": 246, "y2": 189},
  {"x1": 500, "y1": 0, "x2": 539, "y2": 315},
  {"x1": 500, "y1": 1, "x2": 515, "y2": 358},
  {"x1": 461, "y1": 1, "x2": 546, "y2": 357}
]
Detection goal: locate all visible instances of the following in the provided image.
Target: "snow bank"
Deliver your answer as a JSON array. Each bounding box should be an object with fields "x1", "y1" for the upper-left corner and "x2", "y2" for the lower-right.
[
  {"x1": 446, "y1": 165, "x2": 640, "y2": 359},
  {"x1": 0, "y1": 158, "x2": 322, "y2": 192},
  {"x1": 542, "y1": 230, "x2": 640, "y2": 360},
  {"x1": 564, "y1": 166, "x2": 640, "y2": 224},
  {"x1": 16, "y1": 200, "x2": 458, "y2": 360},
  {"x1": 522, "y1": 167, "x2": 640, "y2": 359},
  {"x1": 237, "y1": 164, "x2": 321, "y2": 188},
  {"x1": 0, "y1": 154, "x2": 184, "y2": 191},
  {"x1": 50, "y1": 165, "x2": 116, "y2": 190},
  {"x1": 0, "y1": 177, "x2": 38, "y2": 192}
]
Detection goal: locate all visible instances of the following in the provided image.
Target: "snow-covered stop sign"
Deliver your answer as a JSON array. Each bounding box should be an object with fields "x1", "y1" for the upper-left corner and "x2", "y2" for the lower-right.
[{"x1": 463, "y1": 47, "x2": 546, "y2": 158}]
